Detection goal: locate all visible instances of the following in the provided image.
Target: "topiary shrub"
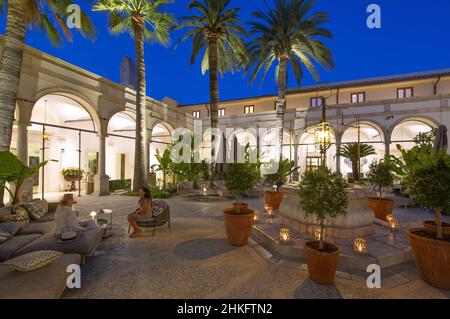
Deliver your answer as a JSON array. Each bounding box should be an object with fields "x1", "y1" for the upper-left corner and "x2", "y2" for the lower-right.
[{"x1": 367, "y1": 159, "x2": 395, "y2": 199}]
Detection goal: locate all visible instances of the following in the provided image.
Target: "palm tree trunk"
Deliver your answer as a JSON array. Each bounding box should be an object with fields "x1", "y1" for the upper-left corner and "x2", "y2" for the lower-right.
[
  {"x1": 132, "y1": 24, "x2": 148, "y2": 192},
  {"x1": 208, "y1": 37, "x2": 219, "y2": 185},
  {"x1": 275, "y1": 58, "x2": 288, "y2": 164},
  {"x1": 0, "y1": 0, "x2": 26, "y2": 206},
  {"x1": 351, "y1": 159, "x2": 359, "y2": 182}
]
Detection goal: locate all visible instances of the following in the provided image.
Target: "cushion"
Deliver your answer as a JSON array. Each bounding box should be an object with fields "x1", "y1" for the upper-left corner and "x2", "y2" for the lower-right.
[
  {"x1": 30, "y1": 212, "x2": 55, "y2": 223},
  {"x1": 0, "y1": 207, "x2": 29, "y2": 223},
  {"x1": 28, "y1": 199, "x2": 49, "y2": 214},
  {"x1": 2, "y1": 250, "x2": 63, "y2": 272},
  {"x1": 20, "y1": 202, "x2": 46, "y2": 220},
  {"x1": 0, "y1": 253, "x2": 81, "y2": 299},
  {"x1": 0, "y1": 234, "x2": 41, "y2": 262},
  {"x1": 0, "y1": 231, "x2": 11, "y2": 244},
  {"x1": 0, "y1": 221, "x2": 24, "y2": 236},
  {"x1": 16, "y1": 222, "x2": 55, "y2": 236},
  {"x1": 0, "y1": 207, "x2": 12, "y2": 218}
]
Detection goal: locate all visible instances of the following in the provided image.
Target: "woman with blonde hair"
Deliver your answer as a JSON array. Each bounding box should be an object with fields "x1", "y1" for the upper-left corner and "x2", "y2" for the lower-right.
[{"x1": 54, "y1": 193, "x2": 97, "y2": 237}]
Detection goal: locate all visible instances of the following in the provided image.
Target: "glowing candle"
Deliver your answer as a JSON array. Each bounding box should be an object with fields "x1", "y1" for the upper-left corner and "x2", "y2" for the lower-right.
[
  {"x1": 386, "y1": 214, "x2": 394, "y2": 224},
  {"x1": 389, "y1": 219, "x2": 400, "y2": 234},
  {"x1": 354, "y1": 238, "x2": 367, "y2": 255},
  {"x1": 280, "y1": 228, "x2": 290, "y2": 244}
]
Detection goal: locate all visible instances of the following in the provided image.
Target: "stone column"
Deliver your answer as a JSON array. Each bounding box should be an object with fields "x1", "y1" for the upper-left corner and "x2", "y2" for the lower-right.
[
  {"x1": 292, "y1": 143, "x2": 300, "y2": 181},
  {"x1": 16, "y1": 120, "x2": 33, "y2": 202},
  {"x1": 384, "y1": 133, "x2": 391, "y2": 157},
  {"x1": 94, "y1": 132, "x2": 110, "y2": 196},
  {"x1": 335, "y1": 134, "x2": 342, "y2": 175}
]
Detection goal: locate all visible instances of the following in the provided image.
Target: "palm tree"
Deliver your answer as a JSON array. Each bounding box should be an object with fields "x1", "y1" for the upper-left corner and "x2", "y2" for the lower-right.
[
  {"x1": 175, "y1": 0, "x2": 248, "y2": 181},
  {"x1": 338, "y1": 143, "x2": 376, "y2": 181},
  {"x1": 247, "y1": 0, "x2": 334, "y2": 164},
  {"x1": 94, "y1": 0, "x2": 175, "y2": 192},
  {"x1": 151, "y1": 147, "x2": 172, "y2": 189},
  {"x1": 0, "y1": 0, "x2": 94, "y2": 205}
]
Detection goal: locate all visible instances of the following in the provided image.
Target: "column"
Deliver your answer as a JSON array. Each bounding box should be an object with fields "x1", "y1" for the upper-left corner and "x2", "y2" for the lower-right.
[
  {"x1": 16, "y1": 121, "x2": 33, "y2": 202},
  {"x1": 335, "y1": 135, "x2": 342, "y2": 175},
  {"x1": 94, "y1": 132, "x2": 110, "y2": 196},
  {"x1": 384, "y1": 133, "x2": 391, "y2": 157},
  {"x1": 292, "y1": 144, "x2": 300, "y2": 181}
]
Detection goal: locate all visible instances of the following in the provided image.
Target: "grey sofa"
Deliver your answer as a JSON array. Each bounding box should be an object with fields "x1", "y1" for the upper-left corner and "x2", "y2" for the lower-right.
[
  {"x1": 0, "y1": 201, "x2": 103, "y2": 263},
  {"x1": 0, "y1": 253, "x2": 81, "y2": 299}
]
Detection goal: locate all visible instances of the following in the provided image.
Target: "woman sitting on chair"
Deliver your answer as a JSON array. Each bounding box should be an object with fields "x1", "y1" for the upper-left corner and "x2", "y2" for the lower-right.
[{"x1": 127, "y1": 187, "x2": 153, "y2": 238}]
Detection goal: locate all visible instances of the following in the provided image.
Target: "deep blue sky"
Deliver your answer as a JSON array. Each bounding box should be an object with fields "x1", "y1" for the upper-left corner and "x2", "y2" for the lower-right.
[{"x1": 1, "y1": 0, "x2": 450, "y2": 105}]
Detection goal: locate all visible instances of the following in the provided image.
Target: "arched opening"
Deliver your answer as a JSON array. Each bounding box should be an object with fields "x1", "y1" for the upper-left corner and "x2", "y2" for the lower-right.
[
  {"x1": 390, "y1": 119, "x2": 436, "y2": 158},
  {"x1": 298, "y1": 127, "x2": 336, "y2": 173},
  {"x1": 340, "y1": 122, "x2": 384, "y2": 179},
  {"x1": 107, "y1": 111, "x2": 136, "y2": 183},
  {"x1": 10, "y1": 94, "x2": 99, "y2": 200},
  {"x1": 260, "y1": 128, "x2": 291, "y2": 163},
  {"x1": 150, "y1": 122, "x2": 173, "y2": 186}
]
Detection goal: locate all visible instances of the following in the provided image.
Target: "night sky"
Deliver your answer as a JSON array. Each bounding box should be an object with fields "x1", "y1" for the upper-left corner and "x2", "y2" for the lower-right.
[{"x1": 1, "y1": 0, "x2": 450, "y2": 105}]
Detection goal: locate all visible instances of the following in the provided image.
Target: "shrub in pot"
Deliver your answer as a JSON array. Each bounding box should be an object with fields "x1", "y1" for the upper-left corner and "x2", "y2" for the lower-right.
[
  {"x1": 224, "y1": 158, "x2": 260, "y2": 246},
  {"x1": 404, "y1": 150, "x2": 450, "y2": 290},
  {"x1": 263, "y1": 159, "x2": 298, "y2": 210},
  {"x1": 299, "y1": 168, "x2": 348, "y2": 285},
  {"x1": 367, "y1": 159, "x2": 395, "y2": 220}
]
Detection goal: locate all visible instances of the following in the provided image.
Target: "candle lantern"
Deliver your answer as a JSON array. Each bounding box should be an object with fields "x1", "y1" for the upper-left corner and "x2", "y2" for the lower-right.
[
  {"x1": 354, "y1": 238, "x2": 367, "y2": 255},
  {"x1": 386, "y1": 214, "x2": 394, "y2": 224},
  {"x1": 253, "y1": 213, "x2": 259, "y2": 222},
  {"x1": 90, "y1": 211, "x2": 97, "y2": 221},
  {"x1": 280, "y1": 228, "x2": 290, "y2": 244},
  {"x1": 313, "y1": 227, "x2": 326, "y2": 241},
  {"x1": 389, "y1": 219, "x2": 400, "y2": 234}
]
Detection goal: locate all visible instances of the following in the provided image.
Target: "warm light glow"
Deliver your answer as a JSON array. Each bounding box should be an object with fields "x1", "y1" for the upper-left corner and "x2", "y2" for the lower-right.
[
  {"x1": 254, "y1": 213, "x2": 259, "y2": 221},
  {"x1": 280, "y1": 228, "x2": 290, "y2": 244},
  {"x1": 354, "y1": 238, "x2": 367, "y2": 255},
  {"x1": 266, "y1": 206, "x2": 273, "y2": 216},
  {"x1": 314, "y1": 122, "x2": 333, "y2": 150},
  {"x1": 272, "y1": 185, "x2": 277, "y2": 191},
  {"x1": 389, "y1": 219, "x2": 400, "y2": 234},
  {"x1": 203, "y1": 187, "x2": 207, "y2": 194},
  {"x1": 90, "y1": 211, "x2": 97, "y2": 220},
  {"x1": 386, "y1": 214, "x2": 394, "y2": 224}
]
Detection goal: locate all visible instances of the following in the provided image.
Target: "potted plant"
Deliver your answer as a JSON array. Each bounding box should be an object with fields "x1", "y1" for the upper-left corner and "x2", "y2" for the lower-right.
[
  {"x1": 224, "y1": 156, "x2": 260, "y2": 246},
  {"x1": 62, "y1": 167, "x2": 84, "y2": 192},
  {"x1": 405, "y1": 150, "x2": 450, "y2": 290},
  {"x1": 263, "y1": 159, "x2": 298, "y2": 210},
  {"x1": 299, "y1": 168, "x2": 348, "y2": 285},
  {"x1": 337, "y1": 142, "x2": 376, "y2": 182},
  {"x1": 0, "y1": 151, "x2": 47, "y2": 205},
  {"x1": 367, "y1": 159, "x2": 395, "y2": 220}
]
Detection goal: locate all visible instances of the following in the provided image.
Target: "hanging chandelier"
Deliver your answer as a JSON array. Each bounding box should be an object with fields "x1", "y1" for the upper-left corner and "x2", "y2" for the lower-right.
[{"x1": 314, "y1": 96, "x2": 333, "y2": 152}]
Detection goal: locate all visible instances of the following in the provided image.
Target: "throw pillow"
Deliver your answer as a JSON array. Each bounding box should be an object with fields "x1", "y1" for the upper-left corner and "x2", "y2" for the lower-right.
[
  {"x1": 29, "y1": 199, "x2": 49, "y2": 214},
  {"x1": 0, "y1": 207, "x2": 29, "y2": 223},
  {"x1": 1, "y1": 250, "x2": 63, "y2": 272},
  {"x1": 0, "y1": 221, "x2": 24, "y2": 236},
  {"x1": 21, "y1": 202, "x2": 46, "y2": 220},
  {"x1": 0, "y1": 230, "x2": 11, "y2": 244}
]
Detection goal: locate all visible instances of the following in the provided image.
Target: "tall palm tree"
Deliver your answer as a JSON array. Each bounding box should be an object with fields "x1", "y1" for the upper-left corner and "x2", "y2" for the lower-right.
[
  {"x1": 94, "y1": 0, "x2": 175, "y2": 192},
  {"x1": 247, "y1": 0, "x2": 334, "y2": 165},
  {"x1": 175, "y1": 0, "x2": 248, "y2": 181},
  {"x1": 338, "y1": 143, "x2": 376, "y2": 181},
  {"x1": 0, "y1": 0, "x2": 94, "y2": 205}
]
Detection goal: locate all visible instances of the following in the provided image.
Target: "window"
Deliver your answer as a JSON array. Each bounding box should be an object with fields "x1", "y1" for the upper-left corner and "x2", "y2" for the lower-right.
[
  {"x1": 397, "y1": 87, "x2": 414, "y2": 99},
  {"x1": 351, "y1": 92, "x2": 366, "y2": 103},
  {"x1": 310, "y1": 97, "x2": 324, "y2": 108},
  {"x1": 244, "y1": 105, "x2": 254, "y2": 114},
  {"x1": 192, "y1": 111, "x2": 200, "y2": 119},
  {"x1": 218, "y1": 108, "x2": 225, "y2": 117}
]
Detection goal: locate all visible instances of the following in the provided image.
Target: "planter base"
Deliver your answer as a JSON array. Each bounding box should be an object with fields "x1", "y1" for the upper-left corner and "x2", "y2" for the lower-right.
[
  {"x1": 264, "y1": 191, "x2": 284, "y2": 210},
  {"x1": 423, "y1": 221, "x2": 450, "y2": 235},
  {"x1": 368, "y1": 198, "x2": 395, "y2": 221},
  {"x1": 304, "y1": 241, "x2": 340, "y2": 285},
  {"x1": 224, "y1": 208, "x2": 255, "y2": 247}
]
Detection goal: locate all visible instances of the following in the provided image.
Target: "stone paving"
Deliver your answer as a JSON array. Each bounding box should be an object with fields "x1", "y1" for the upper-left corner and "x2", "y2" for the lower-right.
[{"x1": 61, "y1": 194, "x2": 450, "y2": 299}]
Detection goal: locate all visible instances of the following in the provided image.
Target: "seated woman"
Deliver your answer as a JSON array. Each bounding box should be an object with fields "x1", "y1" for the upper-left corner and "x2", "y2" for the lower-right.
[
  {"x1": 54, "y1": 193, "x2": 98, "y2": 238},
  {"x1": 127, "y1": 187, "x2": 153, "y2": 238}
]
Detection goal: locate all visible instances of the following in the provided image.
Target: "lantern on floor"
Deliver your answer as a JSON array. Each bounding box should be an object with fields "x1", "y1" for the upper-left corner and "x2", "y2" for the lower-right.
[
  {"x1": 203, "y1": 187, "x2": 207, "y2": 195},
  {"x1": 280, "y1": 228, "x2": 290, "y2": 244},
  {"x1": 266, "y1": 206, "x2": 273, "y2": 217},
  {"x1": 389, "y1": 219, "x2": 400, "y2": 234},
  {"x1": 386, "y1": 214, "x2": 394, "y2": 224},
  {"x1": 253, "y1": 212, "x2": 259, "y2": 222},
  {"x1": 354, "y1": 238, "x2": 367, "y2": 255},
  {"x1": 313, "y1": 227, "x2": 326, "y2": 241},
  {"x1": 90, "y1": 211, "x2": 97, "y2": 221}
]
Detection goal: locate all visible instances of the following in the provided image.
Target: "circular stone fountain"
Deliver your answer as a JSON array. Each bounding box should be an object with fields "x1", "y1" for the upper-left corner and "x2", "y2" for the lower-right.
[{"x1": 280, "y1": 185, "x2": 376, "y2": 239}]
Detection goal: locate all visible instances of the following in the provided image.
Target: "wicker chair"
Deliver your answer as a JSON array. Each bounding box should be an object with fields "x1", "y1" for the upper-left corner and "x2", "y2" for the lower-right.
[{"x1": 128, "y1": 200, "x2": 171, "y2": 237}]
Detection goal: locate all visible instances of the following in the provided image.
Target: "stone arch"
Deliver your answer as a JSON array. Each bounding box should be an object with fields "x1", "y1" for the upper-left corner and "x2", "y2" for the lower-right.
[
  {"x1": 339, "y1": 120, "x2": 386, "y2": 144},
  {"x1": 388, "y1": 116, "x2": 439, "y2": 142}
]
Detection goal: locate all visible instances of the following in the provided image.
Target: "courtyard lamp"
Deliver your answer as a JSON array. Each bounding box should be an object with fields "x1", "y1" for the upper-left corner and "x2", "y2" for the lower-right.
[{"x1": 314, "y1": 100, "x2": 333, "y2": 168}]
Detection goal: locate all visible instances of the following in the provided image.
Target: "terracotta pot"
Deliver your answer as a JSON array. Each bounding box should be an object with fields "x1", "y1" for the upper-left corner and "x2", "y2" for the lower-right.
[
  {"x1": 368, "y1": 198, "x2": 395, "y2": 220},
  {"x1": 232, "y1": 202, "x2": 249, "y2": 210},
  {"x1": 304, "y1": 241, "x2": 340, "y2": 285},
  {"x1": 423, "y1": 221, "x2": 450, "y2": 235},
  {"x1": 264, "y1": 191, "x2": 284, "y2": 210},
  {"x1": 407, "y1": 228, "x2": 450, "y2": 290},
  {"x1": 223, "y1": 208, "x2": 255, "y2": 247}
]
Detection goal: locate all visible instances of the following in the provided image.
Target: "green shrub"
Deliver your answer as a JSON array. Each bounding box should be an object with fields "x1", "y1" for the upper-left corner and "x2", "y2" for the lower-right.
[
  {"x1": 109, "y1": 179, "x2": 132, "y2": 192},
  {"x1": 263, "y1": 159, "x2": 298, "y2": 190},
  {"x1": 150, "y1": 186, "x2": 177, "y2": 199},
  {"x1": 299, "y1": 168, "x2": 348, "y2": 250},
  {"x1": 225, "y1": 161, "x2": 260, "y2": 214},
  {"x1": 367, "y1": 159, "x2": 394, "y2": 199}
]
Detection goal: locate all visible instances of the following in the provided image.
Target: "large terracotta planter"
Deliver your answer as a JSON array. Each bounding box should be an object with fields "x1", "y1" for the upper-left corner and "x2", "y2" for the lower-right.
[
  {"x1": 264, "y1": 191, "x2": 284, "y2": 210},
  {"x1": 368, "y1": 198, "x2": 395, "y2": 221},
  {"x1": 407, "y1": 228, "x2": 450, "y2": 290},
  {"x1": 423, "y1": 221, "x2": 450, "y2": 235},
  {"x1": 304, "y1": 241, "x2": 340, "y2": 285},
  {"x1": 223, "y1": 208, "x2": 255, "y2": 247}
]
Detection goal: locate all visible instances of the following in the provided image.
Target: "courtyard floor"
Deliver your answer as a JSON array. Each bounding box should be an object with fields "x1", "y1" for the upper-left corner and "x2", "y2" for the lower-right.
[{"x1": 62, "y1": 194, "x2": 450, "y2": 299}]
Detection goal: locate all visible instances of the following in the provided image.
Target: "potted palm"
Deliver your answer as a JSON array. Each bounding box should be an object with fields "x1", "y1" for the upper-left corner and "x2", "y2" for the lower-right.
[
  {"x1": 263, "y1": 159, "x2": 297, "y2": 210},
  {"x1": 337, "y1": 143, "x2": 375, "y2": 182},
  {"x1": 224, "y1": 157, "x2": 260, "y2": 246},
  {"x1": 299, "y1": 168, "x2": 348, "y2": 285},
  {"x1": 367, "y1": 160, "x2": 395, "y2": 220},
  {"x1": 405, "y1": 150, "x2": 450, "y2": 290}
]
